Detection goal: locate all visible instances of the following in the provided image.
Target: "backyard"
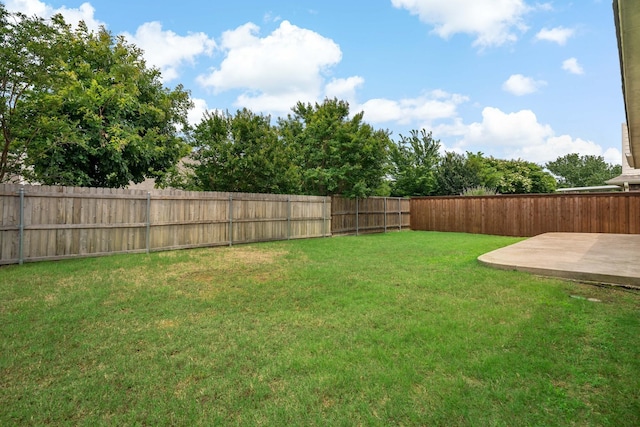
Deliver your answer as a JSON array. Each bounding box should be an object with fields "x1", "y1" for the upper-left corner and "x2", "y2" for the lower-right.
[{"x1": 1, "y1": 231, "x2": 639, "y2": 425}]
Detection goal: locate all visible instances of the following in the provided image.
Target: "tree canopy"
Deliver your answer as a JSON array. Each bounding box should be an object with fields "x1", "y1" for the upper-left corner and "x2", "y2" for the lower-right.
[
  {"x1": 433, "y1": 152, "x2": 556, "y2": 195},
  {"x1": 545, "y1": 153, "x2": 622, "y2": 188},
  {"x1": 434, "y1": 152, "x2": 483, "y2": 195},
  {"x1": 186, "y1": 109, "x2": 300, "y2": 194},
  {"x1": 480, "y1": 156, "x2": 557, "y2": 194},
  {"x1": 1, "y1": 7, "x2": 191, "y2": 187},
  {"x1": 389, "y1": 129, "x2": 440, "y2": 197},
  {"x1": 0, "y1": 6, "x2": 65, "y2": 182},
  {"x1": 278, "y1": 98, "x2": 391, "y2": 198}
]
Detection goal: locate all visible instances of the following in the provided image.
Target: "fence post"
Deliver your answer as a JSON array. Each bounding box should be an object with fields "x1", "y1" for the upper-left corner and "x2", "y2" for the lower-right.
[
  {"x1": 145, "y1": 192, "x2": 151, "y2": 253},
  {"x1": 323, "y1": 197, "x2": 327, "y2": 237},
  {"x1": 398, "y1": 198, "x2": 402, "y2": 231},
  {"x1": 228, "y1": 195, "x2": 234, "y2": 246},
  {"x1": 384, "y1": 197, "x2": 387, "y2": 233},
  {"x1": 287, "y1": 197, "x2": 291, "y2": 240},
  {"x1": 356, "y1": 198, "x2": 359, "y2": 236},
  {"x1": 18, "y1": 187, "x2": 25, "y2": 265}
]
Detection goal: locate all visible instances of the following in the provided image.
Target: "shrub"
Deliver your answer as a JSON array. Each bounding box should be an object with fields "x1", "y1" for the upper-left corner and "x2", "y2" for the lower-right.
[{"x1": 461, "y1": 185, "x2": 498, "y2": 196}]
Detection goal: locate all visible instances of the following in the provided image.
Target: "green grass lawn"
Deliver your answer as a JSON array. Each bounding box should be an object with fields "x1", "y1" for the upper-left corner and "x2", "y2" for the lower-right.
[{"x1": 1, "y1": 231, "x2": 639, "y2": 426}]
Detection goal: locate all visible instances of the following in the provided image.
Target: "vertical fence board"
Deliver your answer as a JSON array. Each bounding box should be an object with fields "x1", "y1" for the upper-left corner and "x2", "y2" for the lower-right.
[
  {"x1": 630, "y1": 195, "x2": 640, "y2": 234},
  {"x1": 0, "y1": 185, "x2": 20, "y2": 262}
]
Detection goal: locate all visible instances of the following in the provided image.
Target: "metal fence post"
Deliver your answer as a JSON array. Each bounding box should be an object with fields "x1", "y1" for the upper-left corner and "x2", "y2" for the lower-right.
[
  {"x1": 18, "y1": 188, "x2": 25, "y2": 265},
  {"x1": 228, "y1": 195, "x2": 233, "y2": 246},
  {"x1": 145, "y1": 192, "x2": 151, "y2": 253}
]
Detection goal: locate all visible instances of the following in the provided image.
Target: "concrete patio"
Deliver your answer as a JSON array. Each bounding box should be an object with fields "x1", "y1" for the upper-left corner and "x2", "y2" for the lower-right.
[{"x1": 478, "y1": 232, "x2": 640, "y2": 288}]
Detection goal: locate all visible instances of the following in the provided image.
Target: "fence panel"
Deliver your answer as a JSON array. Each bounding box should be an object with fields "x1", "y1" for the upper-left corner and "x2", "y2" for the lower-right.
[
  {"x1": 0, "y1": 184, "x2": 331, "y2": 265},
  {"x1": 331, "y1": 196, "x2": 410, "y2": 235},
  {"x1": 0, "y1": 184, "x2": 21, "y2": 263},
  {"x1": 410, "y1": 193, "x2": 640, "y2": 237}
]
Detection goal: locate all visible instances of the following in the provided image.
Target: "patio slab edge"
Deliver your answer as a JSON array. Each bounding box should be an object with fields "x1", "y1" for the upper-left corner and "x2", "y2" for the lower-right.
[{"x1": 478, "y1": 232, "x2": 640, "y2": 288}]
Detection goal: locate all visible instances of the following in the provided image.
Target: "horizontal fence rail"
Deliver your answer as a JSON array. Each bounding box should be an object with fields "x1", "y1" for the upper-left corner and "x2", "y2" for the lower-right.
[
  {"x1": 0, "y1": 184, "x2": 331, "y2": 265},
  {"x1": 411, "y1": 193, "x2": 640, "y2": 237},
  {"x1": 332, "y1": 196, "x2": 410, "y2": 236}
]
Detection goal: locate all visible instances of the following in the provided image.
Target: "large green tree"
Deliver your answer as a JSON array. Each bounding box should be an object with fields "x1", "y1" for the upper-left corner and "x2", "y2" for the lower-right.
[
  {"x1": 1, "y1": 7, "x2": 191, "y2": 187},
  {"x1": 434, "y1": 152, "x2": 484, "y2": 195},
  {"x1": 186, "y1": 109, "x2": 300, "y2": 194},
  {"x1": 545, "y1": 153, "x2": 622, "y2": 188},
  {"x1": 389, "y1": 129, "x2": 441, "y2": 197},
  {"x1": 0, "y1": 6, "x2": 67, "y2": 182},
  {"x1": 279, "y1": 98, "x2": 391, "y2": 198}
]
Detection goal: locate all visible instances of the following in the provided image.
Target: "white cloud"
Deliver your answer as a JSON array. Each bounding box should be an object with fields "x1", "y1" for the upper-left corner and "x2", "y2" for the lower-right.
[
  {"x1": 4, "y1": 0, "x2": 48, "y2": 15},
  {"x1": 5, "y1": 0, "x2": 105, "y2": 31},
  {"x1": 187, "y1": 98, "x2": 211, "y2": 127},
  {"x1": 437, "y1": 107, "x2": 618, "y2": 164},
  {"x1": 602, "y1": 147, "x2": 623, "y2": 166},
  {"x1": 122, "y1": 22, "x2": 216, "y2": 82},
  {"x1": 535, "y1": 26, "x2": 575, "y2": 45},
  {"x1": 515, "y1": 136, "x2": 622, "y2": 165},
  {"x1": 197, "y1": 20, "x2": 344, "y2": 114},
  {"x1": 502, "y1": 74, "x2": 547, "y2": 96},
  {"x1": 390, "y1": 0, "x2": 530, "y2": 48},
  {"x1": 464, "y1": 107, "x2": 554, "y2": 148},
  {"x1": 325, "y1": 77, "x2": 365, "y2": 103},
  {"x1": 562, "y1": 57, "x2": 584, "y2": 75},
  {"x1": 263, "y1": 12, "x2": 282, "y2": 23},
  {"x1": 358, "y1": 91, "x2": 469, "y2": 126}
]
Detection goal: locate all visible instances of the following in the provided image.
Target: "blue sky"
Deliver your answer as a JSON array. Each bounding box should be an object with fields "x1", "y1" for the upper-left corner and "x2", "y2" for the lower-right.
[{"x1": 5, "y1": 0, "x2": 625, "y2": 165}]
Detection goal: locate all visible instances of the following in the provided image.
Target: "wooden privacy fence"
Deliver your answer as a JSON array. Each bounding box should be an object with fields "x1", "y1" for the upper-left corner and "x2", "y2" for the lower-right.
[
  {"x1": 411, "y1": 192, "x2": 640, "y2": 237},
  {"x1": 332, "y1": 196, "x2": 410, "y2": 235},
  {"x1": 0, "y1": 184, "x2": 331, "y2": 265}
]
